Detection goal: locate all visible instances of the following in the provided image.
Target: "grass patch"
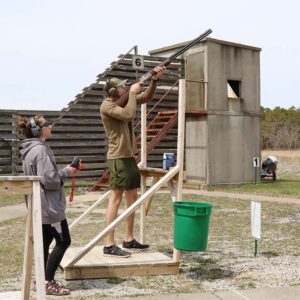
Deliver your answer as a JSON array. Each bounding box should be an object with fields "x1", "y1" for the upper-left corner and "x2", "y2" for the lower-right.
[
  {"x1": 238, "y1": 281, "x2": 256, "y2": 289},
  {"x1": 0, "y1": 217, "x2": 26, "y2": 287},
  {"x1": 261, "y1": 251, "x2": 279, "y2": 257},
  {"x1": 208, "y1": 179, "x2": 300, "y2": 198},
  {"x1": 0, "y1": 185, "x2": 88, "y2": 207},
  {"x1": 106, "y1": 277, "x2": 127, "y2": 284},
  {"x1": 178, "y1": 194, "x2": 300, "y2": 256},
  {"x1": 0, "y1": 195, "x2": 23, "y2": 207},
  {"x1": 64, "y1": 181, "x2": 94, "y2": 189},
  {"x1": 0, "y1": 181, "x2": 93, "y2": 207}
]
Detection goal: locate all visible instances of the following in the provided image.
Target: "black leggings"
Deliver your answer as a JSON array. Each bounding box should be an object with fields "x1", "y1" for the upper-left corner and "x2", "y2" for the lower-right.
[{"x1": 42, "y1": 219, "x2": 71, "y2": 281}]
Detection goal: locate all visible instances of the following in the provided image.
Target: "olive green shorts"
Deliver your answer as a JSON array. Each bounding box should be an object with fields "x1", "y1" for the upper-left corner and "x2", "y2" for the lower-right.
[{"x1": 108, "y1": 157, "x2": 141, "y2": 190}]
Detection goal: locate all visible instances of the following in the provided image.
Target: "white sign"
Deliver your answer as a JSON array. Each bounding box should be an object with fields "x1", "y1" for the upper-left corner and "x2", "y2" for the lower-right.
[
  {"x1": 253, "y1": 157, "x2": 260, "y2": 167},
  {"x1": 251, "y1": 200, "x2": 261, "y2": 240},
  {"x1": 132, "y1": 55, "x2": 144, "y2": 70}
]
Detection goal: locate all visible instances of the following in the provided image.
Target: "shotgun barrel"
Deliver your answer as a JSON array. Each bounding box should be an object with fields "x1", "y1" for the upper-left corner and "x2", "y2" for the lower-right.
[{"x1": 115, "y1": 29, "x2": 212, "y2": 107}]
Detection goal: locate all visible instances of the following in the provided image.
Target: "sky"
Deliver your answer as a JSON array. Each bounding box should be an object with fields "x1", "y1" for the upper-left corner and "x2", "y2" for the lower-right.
[{"x1": 0, "y1": 0, "x2": 299, "y2": 111}]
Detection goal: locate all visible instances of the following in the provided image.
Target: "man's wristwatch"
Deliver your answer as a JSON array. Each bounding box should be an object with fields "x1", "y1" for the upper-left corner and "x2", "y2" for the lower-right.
[{"x1": 152, "y1": 77, "x2": 159, "y2": 82}]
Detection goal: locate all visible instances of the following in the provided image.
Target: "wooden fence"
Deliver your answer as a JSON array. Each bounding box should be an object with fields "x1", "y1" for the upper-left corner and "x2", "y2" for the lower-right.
[{"x1": 0, "y1": 54, "x2": 184, "y2": 182}]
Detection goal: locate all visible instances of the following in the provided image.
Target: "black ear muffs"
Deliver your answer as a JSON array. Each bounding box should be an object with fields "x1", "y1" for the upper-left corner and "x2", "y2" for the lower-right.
[{"x1": 30, "y1": 117, "x2": 41, "y2": 137}]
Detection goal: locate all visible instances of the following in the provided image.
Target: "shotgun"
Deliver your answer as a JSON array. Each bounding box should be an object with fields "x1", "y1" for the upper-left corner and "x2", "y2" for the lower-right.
[{"x1": 115, "y1": 28, "x2": 212, "y2": 108}]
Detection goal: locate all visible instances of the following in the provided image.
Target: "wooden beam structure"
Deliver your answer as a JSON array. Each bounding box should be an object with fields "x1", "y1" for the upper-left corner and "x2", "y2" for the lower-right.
[
  {"x1": 0, "y1": 54, "x2": 184, "y2": 181},
  {"x1": 0, "y1": 176, "x2": 46, "y2": 300}
]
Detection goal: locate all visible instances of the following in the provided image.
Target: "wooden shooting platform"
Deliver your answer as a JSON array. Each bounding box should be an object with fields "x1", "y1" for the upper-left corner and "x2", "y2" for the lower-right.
[
  {"x1": 61, "y1": 246, "x2": 179, "y2": 280},
  {"x1": 60, "y1": 164, "x2": 180, "y2": 280},
  {"x1": 59, "y1": 80, "x2": 186, "y2": 280}
]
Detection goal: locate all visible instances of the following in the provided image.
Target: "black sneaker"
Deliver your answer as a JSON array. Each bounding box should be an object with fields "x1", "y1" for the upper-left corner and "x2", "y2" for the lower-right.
[
  {"x1": 103, "y1": 245, "x2": 131, "y2": 258},
  {"x1": 122, "y1": 239, "x2": 150, "y2": 251}
]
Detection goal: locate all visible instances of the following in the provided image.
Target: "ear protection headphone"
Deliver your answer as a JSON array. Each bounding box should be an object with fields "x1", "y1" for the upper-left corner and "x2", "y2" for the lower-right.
[
  {"x1": 29, "y1": 117, "x2": 41, "y2": 137},
  {"x1": 106, "y1": 78, "x2": 118, "y2": 97}
]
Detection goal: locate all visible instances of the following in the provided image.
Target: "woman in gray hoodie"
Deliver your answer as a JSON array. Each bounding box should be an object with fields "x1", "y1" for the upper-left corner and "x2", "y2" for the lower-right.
[{"x1": 17, "y1": 115, "x2": 78, "y2": 296}]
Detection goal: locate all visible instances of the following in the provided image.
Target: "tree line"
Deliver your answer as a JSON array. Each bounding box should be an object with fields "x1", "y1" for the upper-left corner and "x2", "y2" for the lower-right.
[{"x1": 261, "y1": 106, "x2": 300, "y2": 149}]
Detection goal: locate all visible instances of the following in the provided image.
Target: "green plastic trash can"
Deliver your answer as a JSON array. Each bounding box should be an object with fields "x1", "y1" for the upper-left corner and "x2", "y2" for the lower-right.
[{"x1": 173, "y1": 201, "x2": 212, "y2": 251}]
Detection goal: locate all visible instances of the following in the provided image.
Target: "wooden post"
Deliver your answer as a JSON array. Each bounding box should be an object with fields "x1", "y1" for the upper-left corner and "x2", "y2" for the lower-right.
[
  {"x1": 140, "y1": 175, "x2": 147, "y2": 244},
  {"x1": 31, "y1": 180, "x2": 46, "y2": 299},
  {"x1": 173, "y1": 79, "x2": 186, "y2": 262},
  {"x1": 145, "y1": 176, "x2": 159, "y2": 216},
  {"x1": 175, "y1": 79, "x2": 186, "y2": 202},
  {"x1": 140, "y1": 103, "x2": 147, "y2": 243},
  {"x1": 21, "y1": 195, "x2": 33, "y2": 299},
  {"x1": 11, "y1": 114, "x2": 19, "y2": 175},
  {"x1": 0, "y1": 176, "x2": 46, "y2": 300}
]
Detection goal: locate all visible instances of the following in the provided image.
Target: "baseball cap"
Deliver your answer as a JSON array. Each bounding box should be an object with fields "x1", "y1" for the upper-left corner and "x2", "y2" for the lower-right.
[{"x1": 110, "y1": 77, "x2": 128, "y2": 88}]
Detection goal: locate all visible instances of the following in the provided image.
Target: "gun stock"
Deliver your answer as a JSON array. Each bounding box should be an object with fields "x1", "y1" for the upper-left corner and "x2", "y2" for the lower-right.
[{"x1": 115, "y1": 29, "x2": 212, "y2": 108}]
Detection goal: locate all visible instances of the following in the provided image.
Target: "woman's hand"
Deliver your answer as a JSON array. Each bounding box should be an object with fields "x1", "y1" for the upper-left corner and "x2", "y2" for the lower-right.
[{"x1": 66, "y1": 166, "x2": 79, "y2": 176}]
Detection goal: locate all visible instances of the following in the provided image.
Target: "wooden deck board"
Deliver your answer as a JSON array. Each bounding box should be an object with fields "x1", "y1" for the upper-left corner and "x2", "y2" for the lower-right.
[{"x1": 60, "y1": 246, "x2": 179, "y2": 280}]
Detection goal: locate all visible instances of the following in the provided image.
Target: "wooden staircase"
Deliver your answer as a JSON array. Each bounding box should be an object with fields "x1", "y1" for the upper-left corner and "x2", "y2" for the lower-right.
[{"x1": 90, "y1": 110, "x2": 178, "y2": 191}]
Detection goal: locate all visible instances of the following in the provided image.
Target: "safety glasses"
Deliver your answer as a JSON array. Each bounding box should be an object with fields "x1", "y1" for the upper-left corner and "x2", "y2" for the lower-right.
[{"x1": 40, "y1": 122, "x2": 52, "y2": 128}]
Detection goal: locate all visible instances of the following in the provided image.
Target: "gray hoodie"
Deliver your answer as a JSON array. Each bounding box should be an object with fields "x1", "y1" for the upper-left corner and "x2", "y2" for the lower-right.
[{"x1": 20, "y1": 138, "x2": 71, "y2": 224}]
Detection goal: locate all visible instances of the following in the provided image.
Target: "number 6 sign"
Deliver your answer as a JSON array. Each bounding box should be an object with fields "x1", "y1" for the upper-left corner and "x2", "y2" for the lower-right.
[{"x1": 132, "y1": 55, "x2": 144, "y2": 70}]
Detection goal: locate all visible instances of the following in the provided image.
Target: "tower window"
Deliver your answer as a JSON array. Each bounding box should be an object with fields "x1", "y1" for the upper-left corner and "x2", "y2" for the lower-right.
[{"x1": 227, "y1": 80, "x2": 241, "y2": 99}]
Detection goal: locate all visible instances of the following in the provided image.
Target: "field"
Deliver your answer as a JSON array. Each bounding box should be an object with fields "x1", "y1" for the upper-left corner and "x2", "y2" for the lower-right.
[
  {"x1": 262, "y1": 150, "x2": 300, "y2": 180},
  {"x1": 207, "y1": 150, "x2": 300, "y2": 198}
]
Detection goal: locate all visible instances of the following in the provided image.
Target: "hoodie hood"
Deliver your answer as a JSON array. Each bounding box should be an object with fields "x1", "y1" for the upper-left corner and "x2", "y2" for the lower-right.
[{"x1": 19, "y1": 138, "x2": 45, "y2": 159}]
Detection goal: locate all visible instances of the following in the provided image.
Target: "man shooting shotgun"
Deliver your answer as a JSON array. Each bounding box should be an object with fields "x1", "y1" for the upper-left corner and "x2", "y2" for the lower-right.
[{"x1": 100, "y1": 29, "x2": 212, "y2": 258}]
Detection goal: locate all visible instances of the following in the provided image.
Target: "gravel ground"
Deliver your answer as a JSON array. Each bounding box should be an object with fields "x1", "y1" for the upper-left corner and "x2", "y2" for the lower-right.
[
  {"x1": 3, "y1": 253, "x2": 294, "y2": 299},
  {"x1": 0, "y1": 151, "x2": 300, "y2": 299},
  {"x1": 26, "y1": 253, "x2": 299, "y2": 299},
  {"x1": 45, "y1": 208, "x2": 300, "y2": 299}
]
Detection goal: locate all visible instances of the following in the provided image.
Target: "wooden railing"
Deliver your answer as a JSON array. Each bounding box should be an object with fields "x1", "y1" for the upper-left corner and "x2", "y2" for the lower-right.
[{"x1": 0, "y1": 176, "x2": 46, "y2": 299}]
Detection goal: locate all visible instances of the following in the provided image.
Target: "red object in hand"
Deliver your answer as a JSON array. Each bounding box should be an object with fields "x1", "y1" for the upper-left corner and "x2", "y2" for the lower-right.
[{"x1": 69, "y1": 157, "x2": 84, "y2": 202}]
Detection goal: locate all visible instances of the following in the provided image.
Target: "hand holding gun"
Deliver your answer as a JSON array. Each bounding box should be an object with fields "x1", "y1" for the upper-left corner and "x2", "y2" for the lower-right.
[
  {"x1": 70, "y1": 156, "x2": 84, "y2": 170},
  {"x1": 115, "y1": 29, "x2": 212, "y2": 108},
  {"x1": 69, "y1": 157, "x2": 84, "y2": 202}
]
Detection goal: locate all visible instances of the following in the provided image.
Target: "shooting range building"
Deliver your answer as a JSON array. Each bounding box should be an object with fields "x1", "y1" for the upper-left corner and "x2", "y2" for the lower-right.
[{"x1": 150, "y1": 37, "x2": 262, "y2": 186}]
